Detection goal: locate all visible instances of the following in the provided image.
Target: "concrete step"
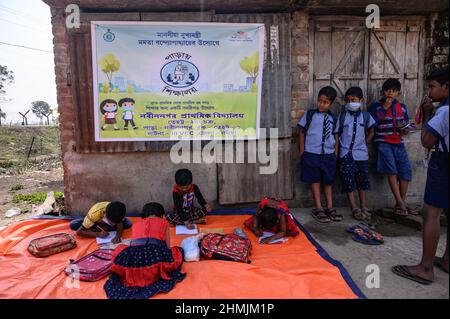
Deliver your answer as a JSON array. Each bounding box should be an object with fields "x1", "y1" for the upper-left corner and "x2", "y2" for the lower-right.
[{"x1": 378, "y1": 207, "x2": 448, "y2": 231}]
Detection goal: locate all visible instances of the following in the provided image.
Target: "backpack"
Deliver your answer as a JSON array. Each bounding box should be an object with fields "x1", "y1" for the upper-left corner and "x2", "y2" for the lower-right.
[
  {"x1": 28, "y1": 233, "x2": 76, "y2": 257},
  {"x1": 337, "y1": 110, "x2": 372, "y2": 137},
  {"x1": 302, "y1": 109, "x2": 338, "y2": 135},
  {"x1": 200, "y1": 233, "x2": 252, "y2": 264},
  {"x1": 65, "y1": 249, "x2": 113, "y2": 282}
]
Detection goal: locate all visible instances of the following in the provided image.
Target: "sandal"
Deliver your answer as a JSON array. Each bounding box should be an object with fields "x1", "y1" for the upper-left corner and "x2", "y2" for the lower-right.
[
  {"x1": 325, "y1": 208, "x2": 343, "y2": 222},
  {"x1": 311, "y1": 208, "x2": 331, "y2": 224},
  {"x1": 352, "y1": 208, "x2": 365, "y2": 221},
  {"x1": 392, "y1": 265, "x2": 432, "y2": 285},
  {"x1": 361, "y1": 207, "x2": 371, "y2": 221},
  {"x1": 394, "y1": 206, "x2": 409, "y2": 217}
]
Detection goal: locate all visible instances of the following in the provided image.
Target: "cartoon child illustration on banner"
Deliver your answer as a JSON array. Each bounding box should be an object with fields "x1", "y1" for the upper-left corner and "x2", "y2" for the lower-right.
[
  {"x1": 119, "y1": 98, "x2": 138, "y2": 130},
  {"x1": 100, "y1": 99, "x2": 119, "y2": 130}
]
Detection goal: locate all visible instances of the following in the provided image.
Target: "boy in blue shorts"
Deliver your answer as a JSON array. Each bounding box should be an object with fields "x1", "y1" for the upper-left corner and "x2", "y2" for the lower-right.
[
  {"x1": 298, "y1": 86, "x2": 341, "y2": 223},
  {"x1": 336, "y1": 87, "x2": 376, "y2": 221},
  {"x1": 393, "y1": 66, "x2": 449, "y2": 284},
  {"x1": 368, "y1": 79, "x2": 412, "y2": 217}
]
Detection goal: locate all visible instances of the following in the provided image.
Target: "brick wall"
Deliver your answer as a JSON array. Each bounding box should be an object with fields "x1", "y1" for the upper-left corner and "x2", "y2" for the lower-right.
[
  {"x1": 425, "y1": 9, "x2": 449, "y2": 76},
  {"x1": 291, "y1": 10, "x2": 310, "y2": 127}
]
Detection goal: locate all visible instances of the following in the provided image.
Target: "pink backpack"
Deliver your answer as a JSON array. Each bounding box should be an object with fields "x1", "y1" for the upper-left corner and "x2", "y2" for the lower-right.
[
  {"x1": 65, "y1": 249, "x2": 113, "y2": 282},
  {"x1": 200, "y1": 233, "x2": 252, "y2": 263},
  {"x1": 28, "y1": 233, "x2": 76, "y2": 257}
]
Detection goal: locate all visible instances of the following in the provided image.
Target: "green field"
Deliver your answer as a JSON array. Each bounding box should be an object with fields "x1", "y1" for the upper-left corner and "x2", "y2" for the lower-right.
[
  {"x1": 0, "y1": 126, "x2": 60, "y2": 162},
  {"x1": 98, "y1": 92, "x2": 258, "y2": 139}
]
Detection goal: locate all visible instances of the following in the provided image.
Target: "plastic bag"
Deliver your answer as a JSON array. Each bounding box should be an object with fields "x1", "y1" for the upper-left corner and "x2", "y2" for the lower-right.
[{"x1": 181, "y1": 234, "x2": 203, "y2": 262}]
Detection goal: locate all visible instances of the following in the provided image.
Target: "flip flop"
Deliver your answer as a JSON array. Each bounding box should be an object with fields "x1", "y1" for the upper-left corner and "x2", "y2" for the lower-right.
[
  {"x1": 394, "y1": 206, "x2": 409, "y2": 217},
  {"x1": 348, "y1": 225, "x2": 384, "y2": 245},
  {"x1": 392, "y1": 265, "x2": 432, "y2": 285},
  {"x1": 434, "y1": 257, "x2": 449, "y2": 274},
  {"x1": 406, "y1": 204, "x2": 421, "y2": 216},
  {"x1": 352, "y1": 232, "x2": 381, "y2": 245}
]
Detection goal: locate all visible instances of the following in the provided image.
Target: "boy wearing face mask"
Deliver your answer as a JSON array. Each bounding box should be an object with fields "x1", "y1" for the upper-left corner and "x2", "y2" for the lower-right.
[
  {"x1": 336, "y1": 87, "x2": 376, "y2": 221},
  {"x1": 368, "y1": 79, "x2": 412, "y2": 217}
]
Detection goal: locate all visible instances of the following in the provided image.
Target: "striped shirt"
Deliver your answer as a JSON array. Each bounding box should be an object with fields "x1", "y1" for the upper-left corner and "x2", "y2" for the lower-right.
[{"x1": 368, "y1": 99, "x2": 409, "y2": 144}]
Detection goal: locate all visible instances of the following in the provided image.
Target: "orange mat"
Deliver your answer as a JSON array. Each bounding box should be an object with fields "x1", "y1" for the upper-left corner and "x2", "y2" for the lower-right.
[{"x1": 0, "y1": 214, "x2": 364, "y2": 299}]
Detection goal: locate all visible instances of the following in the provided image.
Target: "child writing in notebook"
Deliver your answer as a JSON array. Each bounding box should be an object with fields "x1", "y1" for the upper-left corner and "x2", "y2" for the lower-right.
[
  {"x1": 166, "y1": 168, "x2": 212, "y2": 229},
  {"x1": 104, "y1": 202, "x2": 185, "y2": 299},
  {"x1": 244, "y1": 197, "x2": 300, "y2": 244}
]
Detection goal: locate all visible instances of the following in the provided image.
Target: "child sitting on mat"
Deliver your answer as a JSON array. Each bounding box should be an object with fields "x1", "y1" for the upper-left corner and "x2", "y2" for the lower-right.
[
  {"x1": 104, "y1": 202, "x2": 186, "y2": 299},
  {"x1": 166, "y1": 168, "x2": 212, "y2": 229},
  {"x1": 244, "y1": 197, "x2": 300, "y2": 244},
  {"x1": 69, "y1": 201, "x2": 132, "y2": 244}
]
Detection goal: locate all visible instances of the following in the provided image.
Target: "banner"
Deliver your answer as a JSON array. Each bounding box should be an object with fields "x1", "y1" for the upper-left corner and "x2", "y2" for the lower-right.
[{"x1": 91, "y1": 21, "x2": 265, "y2": 141}]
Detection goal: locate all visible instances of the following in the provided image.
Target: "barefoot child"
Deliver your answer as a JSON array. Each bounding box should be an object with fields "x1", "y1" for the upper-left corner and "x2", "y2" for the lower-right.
[
  {"x1": 336, "y1": 87, "x2": 376, "y2": 221},
  {"x1": 104, "y1": 202, "x2": 185, "y2": 299},
  {"x1": 244, "y1": 197, "x2": 300, "y2": 244},
  {"x1": 69, "y1": 201, "x2": 132, "y2": 244},
  {"x1": 166, "y1": 169, "x2": 212, "y2": 229}
]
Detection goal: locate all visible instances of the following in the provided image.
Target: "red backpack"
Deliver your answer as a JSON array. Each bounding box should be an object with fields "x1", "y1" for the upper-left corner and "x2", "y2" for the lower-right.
[
  {"x1": 65, "y1": 249, "x2": 113, "y2": 282},
  {"x1": 28, "y1": 233, "x2": 76, "y2": 257},
  {"x1": 200, "y1": 233, "x2": 252, "y2": 264}
]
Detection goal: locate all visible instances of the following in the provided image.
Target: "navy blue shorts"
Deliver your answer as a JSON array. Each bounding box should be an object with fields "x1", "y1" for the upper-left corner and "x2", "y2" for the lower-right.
[
  {"x1": 301, "y1": 152, "x2": 336, "y2": 185},
  {"x1": 376, "y1": 143, "x2": 412, "y2": 181},
  {"x1": 339, "y1": 153, "x2": 370, "y2": 193},
  {"x1": 424, "y1": 152, "x2": 449, "y2": 209}
]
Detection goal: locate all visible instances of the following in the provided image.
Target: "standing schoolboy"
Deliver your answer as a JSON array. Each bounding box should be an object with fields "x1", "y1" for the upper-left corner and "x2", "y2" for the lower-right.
[
  {"x1": 368, "y1": 79, "x2": 412, "y2": 217},
  {"x1": 298, "y1": 86, "x2": 341, "y2": 223},
  {"x1": 393, "y1": 66, "x2": 449, "y2": 284},
  {"x1": 336, "y1": 87, "x2": 376, "y2": 221}
]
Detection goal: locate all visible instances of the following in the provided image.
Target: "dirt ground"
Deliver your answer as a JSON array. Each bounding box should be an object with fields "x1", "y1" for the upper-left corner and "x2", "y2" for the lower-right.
[{"x1": 0, "y1": 167, "x2": 64, "y2": 228}]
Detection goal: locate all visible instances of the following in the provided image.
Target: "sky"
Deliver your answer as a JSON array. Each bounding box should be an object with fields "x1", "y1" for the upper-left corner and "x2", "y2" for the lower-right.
[{"x1": 0, "y1": 0, "x2": 56, "y2": 124}]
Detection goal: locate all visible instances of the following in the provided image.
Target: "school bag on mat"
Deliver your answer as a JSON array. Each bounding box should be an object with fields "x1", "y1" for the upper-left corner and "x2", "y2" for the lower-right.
[
  {"x1": 28, "y1": 233, "x2": 76, "y2": 257},
  {"x1": 65, "y1": 249, "x2": 113, "y2": 282},
  {"x1": 199, "y1": 233, "x2": 252, "y2": 264}
]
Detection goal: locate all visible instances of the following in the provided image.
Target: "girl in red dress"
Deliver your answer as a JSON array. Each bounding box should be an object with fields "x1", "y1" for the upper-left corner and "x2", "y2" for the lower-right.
[
  {"x1": 244, "y1": 197, "x2": 301, "y2": 244},
  {"x1": 104, "y1": 203, "x2": 185, "y2": 299}
]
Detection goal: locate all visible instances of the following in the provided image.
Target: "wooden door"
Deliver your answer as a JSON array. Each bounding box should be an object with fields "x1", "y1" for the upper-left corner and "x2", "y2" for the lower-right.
[{"x1": 311, "y1": 16, "x2": 425, "y2": 116}]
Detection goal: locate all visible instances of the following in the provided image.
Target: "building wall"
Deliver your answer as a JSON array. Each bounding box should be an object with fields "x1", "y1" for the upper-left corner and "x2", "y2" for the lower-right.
[{"x1": 50, "y1": 5, "x2": 444, "y2": 214}]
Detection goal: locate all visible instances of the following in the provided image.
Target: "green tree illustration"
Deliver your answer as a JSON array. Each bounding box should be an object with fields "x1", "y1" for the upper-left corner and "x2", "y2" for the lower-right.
[
  {"x1": 100, "y1": 53, "x2": 120, "y2": 92},
  {"x1": 239, "y1": 52, "x2": 259, "y2": 84}
]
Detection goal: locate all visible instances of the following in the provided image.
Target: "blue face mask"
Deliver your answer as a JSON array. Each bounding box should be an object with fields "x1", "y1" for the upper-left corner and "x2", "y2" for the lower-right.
[
  {"x1": 122, "y1": 105, "x2": 134, "y2": 111},
  {"x1": 345, "y1": 102, "x2": 362, "y2": 112}
]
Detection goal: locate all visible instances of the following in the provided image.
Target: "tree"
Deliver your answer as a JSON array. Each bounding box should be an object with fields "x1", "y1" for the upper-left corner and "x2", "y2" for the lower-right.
[
  {"x1": 0, "y1": 107, "x2": 6, "y2": 126},
  {"x1": 100, "y1": 53, "x2": 120, "y2": 92},
  {"x1": 31, "y1": 101, "x2": 52, "y2": 125},
  {"x1": 126, "y1": 85, "x2": 134, "y2": 94},
  {"x1": 0, "y1": 65, "x2": 14, "y2": 126},
  {"x1": 239, "y1": 52, "x2": 259, "y2": 83},
  {"x1": 0, "y1": 65, "x2": 14, "y2": 96},
  {"x1": 112, "y1": 87, "x2": 120, "y2": 94}
]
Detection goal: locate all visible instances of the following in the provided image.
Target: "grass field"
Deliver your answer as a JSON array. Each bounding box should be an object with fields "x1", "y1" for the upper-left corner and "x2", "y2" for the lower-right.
[
  {"x1": 0, "y1": 126, "x2": 61, "y2": 173},
  {"x1": 97, "y1": 92, "x2": 258, "y2": 139}
]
